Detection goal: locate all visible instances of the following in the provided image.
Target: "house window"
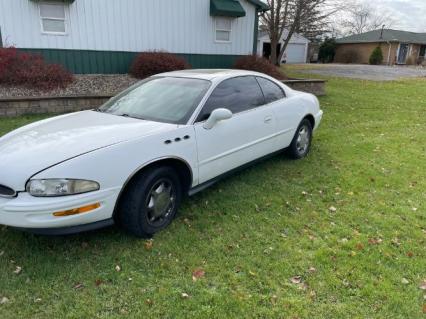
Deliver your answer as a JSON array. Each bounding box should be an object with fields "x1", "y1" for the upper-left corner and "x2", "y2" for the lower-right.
[
  {"x1": 39, "y1": 3, "x2": 66, "y2": 34},
  {"x1": 215, "y1": 18, "x2": 232, "y2": 42},
  {"x1": 420, "y1": 45, "x2": 426, "y2": 57}
]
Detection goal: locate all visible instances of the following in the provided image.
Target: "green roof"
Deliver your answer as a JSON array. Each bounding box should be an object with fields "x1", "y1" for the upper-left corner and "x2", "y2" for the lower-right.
[{"x1": 337, "y1": 29, "x2": 426, "y2": 44}]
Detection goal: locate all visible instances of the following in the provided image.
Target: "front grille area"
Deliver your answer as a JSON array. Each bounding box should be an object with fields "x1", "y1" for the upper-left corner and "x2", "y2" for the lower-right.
[{"x1": 0, "y1": 184, "x2": 16, "y2": 198}]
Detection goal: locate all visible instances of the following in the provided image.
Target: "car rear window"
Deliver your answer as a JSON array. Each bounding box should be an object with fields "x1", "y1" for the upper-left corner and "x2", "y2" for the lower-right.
[{"x1": 256, "y1": 77, "x2": 285, "y2": 104}]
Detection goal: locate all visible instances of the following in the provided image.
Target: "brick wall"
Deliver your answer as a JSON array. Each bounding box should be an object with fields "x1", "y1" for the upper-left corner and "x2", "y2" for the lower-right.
[
  {"x1": 283, "y1": 80, "x2": 326, "y2": 96},
  {"x1": 335, "y1": 42, "x2": 400, "y2": 65},
  {"x1": 0, "y1": 96, "x2": 110, "y2": 117}
]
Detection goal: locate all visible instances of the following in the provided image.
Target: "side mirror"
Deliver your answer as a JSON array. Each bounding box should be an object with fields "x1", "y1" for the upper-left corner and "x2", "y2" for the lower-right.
[{"x1": 203, "y1": 108, "x2": 233, "y2": 130}]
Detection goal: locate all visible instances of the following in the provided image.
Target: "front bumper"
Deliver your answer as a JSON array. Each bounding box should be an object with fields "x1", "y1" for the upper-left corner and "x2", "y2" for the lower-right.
[{"x1": 0, "y1": 187, "x2": 120, "y2": 231}]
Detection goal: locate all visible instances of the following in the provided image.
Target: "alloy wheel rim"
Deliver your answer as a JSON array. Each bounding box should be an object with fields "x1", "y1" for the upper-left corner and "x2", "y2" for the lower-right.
[
  {"x1": 145, "y1": 178, "x2": 175, "y2": 227},
  {"x1": 296, "y1": 125, "x2": 310, "y2": 154}
]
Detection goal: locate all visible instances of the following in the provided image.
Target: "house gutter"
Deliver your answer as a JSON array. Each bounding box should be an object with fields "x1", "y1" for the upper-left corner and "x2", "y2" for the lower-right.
[{"x1": 253, "y1": 9, "x2": 260, "y2": 54}]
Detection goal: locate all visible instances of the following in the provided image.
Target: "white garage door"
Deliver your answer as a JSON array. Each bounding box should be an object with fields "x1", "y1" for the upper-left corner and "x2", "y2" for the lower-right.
[{"x1": 283, "y1": 44, "x2": 307, "y2": 64}]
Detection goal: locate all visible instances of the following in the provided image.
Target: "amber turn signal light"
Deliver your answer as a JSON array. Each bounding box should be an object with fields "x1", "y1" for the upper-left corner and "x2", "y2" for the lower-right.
[{"x1": 53, "y1": 203, "x2": 101, "y2": 217}]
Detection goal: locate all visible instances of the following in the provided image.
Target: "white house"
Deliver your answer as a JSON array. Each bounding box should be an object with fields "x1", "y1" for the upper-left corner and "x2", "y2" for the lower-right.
[
  {"x1": 0, "y1": 0, "x2": 269, "y2": 73},
  {"x1": 257, "y1": 29, "x2": 310, "y2": 64}
]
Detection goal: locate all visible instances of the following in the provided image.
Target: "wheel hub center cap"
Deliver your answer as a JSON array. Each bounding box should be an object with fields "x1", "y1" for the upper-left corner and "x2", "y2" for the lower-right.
[{"x1": 154, "y1": 193, "x2": 171, "y2": 216}]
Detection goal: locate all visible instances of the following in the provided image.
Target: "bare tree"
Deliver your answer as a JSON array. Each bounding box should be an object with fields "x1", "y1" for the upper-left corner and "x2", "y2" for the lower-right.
[
  {"x1": 260, "y1": 0, "x2": 337, "y2": 65},
  {"x1": 341, "y1": 3, "x2": 395, "y2": 35}
]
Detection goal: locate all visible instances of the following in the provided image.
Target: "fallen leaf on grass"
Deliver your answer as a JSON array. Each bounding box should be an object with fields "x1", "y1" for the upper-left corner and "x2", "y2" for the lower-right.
[
  {"x1": 419, "y1": 280, "x2": 426, "y2": 290},
  {"x1": 407, "y1": 251, "x2": 414, "y2": 258},
  {"x1": 13, "y1": 266, "x2": 22, "y2": 275},
  {"x1": 391, "y1": 238, "x2": 402, "y2": 246},
  {"x1": 0, "y1": 297, "x2": 9, "y2": 304},
  {"x1": 401, "y1": 278, "x2": 409, "y2": 285},
  {"x1": 115, "y1": 265, "x2": 121, "y2": 272},
  {"x1": 181, "y1": 293, "x2": 190, "y2": 299},
  {"x1": 73, "y1": 283, "x2": 84, "y2": 290},
  {"x1": 290, "y1": 276, "x2": 302, "y2": 284},
  {"x1": 144, "y1": 240, "x2": 153, "y2": 251},
  {"x1": 328, "y1": 206, "x2": 337, "y2": 213},
  {"x1": 368, "y1": 238, "x2": 383, "y2": 245},
  {"x1": 308, "y1": 267, "x2": 317, "y2": 273},
  {"x1": 145, "y1": 298, "x2": 153, "y2": 306},
  {"x1": 355, "y1": 243, "x2": 364, "y2": 251},
  {"x1": 192, "y1": 268, "x2": 205, "y2": 282}
]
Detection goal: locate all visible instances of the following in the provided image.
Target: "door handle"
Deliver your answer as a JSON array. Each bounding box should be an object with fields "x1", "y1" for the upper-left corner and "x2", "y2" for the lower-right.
[{"x1": 264, "y1": 116, "x2": 273, "y2": 124}]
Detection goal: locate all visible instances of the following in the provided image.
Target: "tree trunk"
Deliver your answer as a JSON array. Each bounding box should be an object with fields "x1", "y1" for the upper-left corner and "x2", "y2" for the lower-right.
[{"x1": 270, "y1": 35, "x2": 279, "y2": 65}]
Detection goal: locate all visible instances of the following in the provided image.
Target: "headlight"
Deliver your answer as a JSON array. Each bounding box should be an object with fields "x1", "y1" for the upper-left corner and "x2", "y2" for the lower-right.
[{"x1": 26, "y1": 179, "x2": 100, "y2": 197}]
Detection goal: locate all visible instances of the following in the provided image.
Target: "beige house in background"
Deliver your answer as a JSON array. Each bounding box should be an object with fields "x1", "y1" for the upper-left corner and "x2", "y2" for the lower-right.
[{"x1": 335, "y1": 29, "x2": 426, "y2": 65}]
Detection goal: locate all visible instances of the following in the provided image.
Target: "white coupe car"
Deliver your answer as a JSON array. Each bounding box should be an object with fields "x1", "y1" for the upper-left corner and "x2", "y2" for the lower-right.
[{"x1": 0, "y1": 70, "x2": 323, "y2": 237}]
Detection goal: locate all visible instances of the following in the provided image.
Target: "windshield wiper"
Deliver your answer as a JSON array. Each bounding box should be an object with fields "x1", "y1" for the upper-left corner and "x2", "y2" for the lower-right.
[{"x1": 118, "y1": 113, "x2": 145, "y2": 120}]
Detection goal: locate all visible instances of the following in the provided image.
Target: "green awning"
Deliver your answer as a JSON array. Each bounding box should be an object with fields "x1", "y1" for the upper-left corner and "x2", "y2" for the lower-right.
[{"x1": 210, "y1": 0, "x2": 246, "y2": 18}]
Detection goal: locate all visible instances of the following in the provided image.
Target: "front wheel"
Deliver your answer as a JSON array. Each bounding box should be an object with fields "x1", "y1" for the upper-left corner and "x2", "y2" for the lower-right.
[
  {"x1": 287, "y1": 119, "x2": 313, "y2": 159},
  {"x1": 117, "y1": 166, "x2": 182, "y2": 238}
]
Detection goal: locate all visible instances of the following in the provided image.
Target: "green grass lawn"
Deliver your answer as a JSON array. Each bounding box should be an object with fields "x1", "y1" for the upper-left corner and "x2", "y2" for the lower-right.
[{"x1": 0, "y1": 69, "x2": 425, "y2": 318}]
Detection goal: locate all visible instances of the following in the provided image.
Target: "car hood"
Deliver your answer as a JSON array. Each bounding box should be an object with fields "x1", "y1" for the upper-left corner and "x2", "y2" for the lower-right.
[{"x1": 0, "y1": 111, "x2": 177, "y2": 191}]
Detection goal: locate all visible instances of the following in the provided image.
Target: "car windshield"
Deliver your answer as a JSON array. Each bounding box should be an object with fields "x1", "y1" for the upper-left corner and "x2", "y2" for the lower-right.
[{"x1": 99, "y1": 77, "x2": 211, "y2": 124}]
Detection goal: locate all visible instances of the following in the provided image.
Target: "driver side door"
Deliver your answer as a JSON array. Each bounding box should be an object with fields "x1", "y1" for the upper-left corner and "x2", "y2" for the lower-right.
[{"x1": 194, "y1": 76, "x2": 277, "y2": 184}]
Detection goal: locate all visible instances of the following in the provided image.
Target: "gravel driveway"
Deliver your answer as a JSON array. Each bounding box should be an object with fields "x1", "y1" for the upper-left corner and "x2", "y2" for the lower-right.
[{"x1": 298, "y1": 64, "x2": 426, "y2": 81}]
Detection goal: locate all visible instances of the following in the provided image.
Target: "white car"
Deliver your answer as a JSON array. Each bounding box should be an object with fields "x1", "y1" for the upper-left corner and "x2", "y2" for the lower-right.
[{"x1": 0, "y1": 70, "x2": 323, "y2": 237}]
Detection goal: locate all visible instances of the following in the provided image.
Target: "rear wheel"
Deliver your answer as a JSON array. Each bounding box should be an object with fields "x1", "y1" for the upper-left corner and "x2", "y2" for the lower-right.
[
  {"x1": 287, "y1": 119, "x2": 313, "y2": 159},
  {"x1": 117, "y1": 166, "x2": 182, "y2": 238}
]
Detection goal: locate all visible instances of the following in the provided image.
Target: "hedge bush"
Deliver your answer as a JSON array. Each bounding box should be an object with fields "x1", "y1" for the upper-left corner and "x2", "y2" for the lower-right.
[
  {"x1": 130, "y1": 51, "x2": 190, "y2": 79},
  {"x1": 369, "y1": 46, "x2": 384, "y2": 65},
  {"x1": 0, "y1": 47, "x2": 74, "y2": 90},
  {"x1": 318, "y1": 38, "x2": 337, "y2": 63},
  {"x1": 234, "y1": 55, "x2": 287, "y2": 80}
]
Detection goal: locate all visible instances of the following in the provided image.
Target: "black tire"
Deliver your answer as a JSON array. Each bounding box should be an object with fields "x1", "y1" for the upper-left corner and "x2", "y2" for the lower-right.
[
  {"x1": 117, "y1": 166, "x2": 182, "y2": 238},
  {"x1": 287, "y1": 118, "x2": 313, "y2": 159}
]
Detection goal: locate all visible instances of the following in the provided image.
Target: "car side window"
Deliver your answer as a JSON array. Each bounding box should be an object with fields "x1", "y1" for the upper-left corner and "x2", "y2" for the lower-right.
[
  {"x1": 196, "y1": 76, "x2": 265, "y2": 122},
  {"x1": 256, "y1": 77, "x2": 286, "y2": 104}
]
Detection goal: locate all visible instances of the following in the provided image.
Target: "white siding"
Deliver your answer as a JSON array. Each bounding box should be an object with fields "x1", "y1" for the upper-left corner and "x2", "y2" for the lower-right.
[{"x1": 0, "y1": 0, "x2": 256, "y2": 55}]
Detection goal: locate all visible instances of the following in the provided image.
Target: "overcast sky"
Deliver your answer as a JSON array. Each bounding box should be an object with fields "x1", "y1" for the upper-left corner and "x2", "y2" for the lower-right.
[{"x1": 359, "y1": 0, "x2": 426, "y2": 32}]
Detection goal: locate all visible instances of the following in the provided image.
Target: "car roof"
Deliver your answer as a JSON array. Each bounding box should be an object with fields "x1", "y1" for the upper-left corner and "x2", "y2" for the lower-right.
[{"x1": 157, "y1": 69, "x2": 263, "y2": 81}]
